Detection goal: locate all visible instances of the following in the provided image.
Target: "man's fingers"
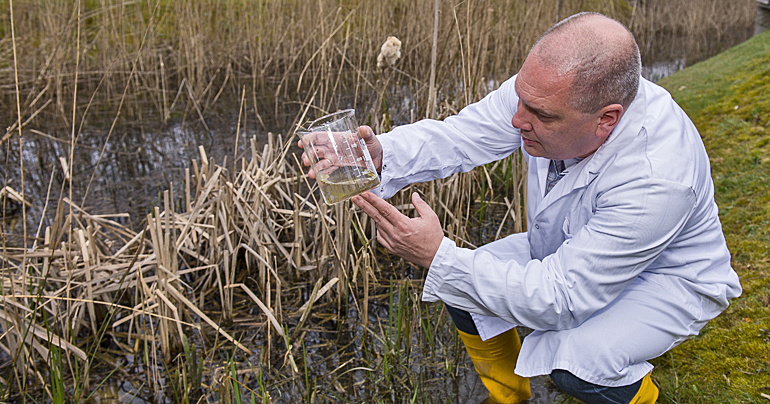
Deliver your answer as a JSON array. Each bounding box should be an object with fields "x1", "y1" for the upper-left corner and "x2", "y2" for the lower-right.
[
  {"x1": 412, "y1": 192, "x2": 427, "y2": 215},
  {"x1": 353, "y1": 192, "x2": 443, "y2": 268},
  {"x1": 360, "y1": 192, "x2": 405, "y2": 226},
  {"x1": 356, "y1": 125, "x2": 383, "y2": 172},
  {"x1": 412, "y1": 192, "x2": 438, "y2": 221},
  {"x1": 314, "y1": 158, "x2": 332, "y2": 173},
  {"x1": 352, "y1": 193, "x2": 398, "y2": 233},
  {"x1": 376, "y1": 229, "x2": 394, "y2": 252},
  {"x1": 352, "y1": 195, "x2": 394, "y2": 250},
  {"x1": 358, "y1": 125, "x2": 374, "y2": 142}
]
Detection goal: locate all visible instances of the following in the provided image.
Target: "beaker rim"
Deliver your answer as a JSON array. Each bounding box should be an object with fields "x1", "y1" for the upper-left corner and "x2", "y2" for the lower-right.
[{"x1": 304, "y1": 109, "x2": 356, "y2": 131}]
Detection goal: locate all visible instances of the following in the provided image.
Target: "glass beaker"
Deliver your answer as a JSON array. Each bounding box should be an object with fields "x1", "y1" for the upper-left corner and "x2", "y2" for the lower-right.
[{"x1": 298, "y1": 109, "x2": 380, "y2": 204}]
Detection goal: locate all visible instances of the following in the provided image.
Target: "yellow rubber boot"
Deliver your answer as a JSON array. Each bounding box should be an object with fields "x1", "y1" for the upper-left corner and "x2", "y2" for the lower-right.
[
  {"x1": 457, "y1": 328, "x2": 531, "y2": 403},
  {"x1": 628, "y1": 372, "x2": 659, "y2": 404}
]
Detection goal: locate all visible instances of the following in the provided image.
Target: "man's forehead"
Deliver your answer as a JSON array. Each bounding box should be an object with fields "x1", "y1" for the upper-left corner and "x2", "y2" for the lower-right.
[{"x1": 514, "y1": 62, "x2": 571, "y2": 102}]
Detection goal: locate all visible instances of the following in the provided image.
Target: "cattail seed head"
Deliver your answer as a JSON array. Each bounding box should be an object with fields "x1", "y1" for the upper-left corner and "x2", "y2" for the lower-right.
[{"x1": 377, "y1": 36, "x2": 402, "y2": 68}]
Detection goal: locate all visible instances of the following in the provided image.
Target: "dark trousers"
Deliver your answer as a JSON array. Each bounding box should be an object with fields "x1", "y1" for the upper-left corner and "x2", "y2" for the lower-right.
[{"x1": 445, "y1": 305, "x2": 644, "y2": 404}]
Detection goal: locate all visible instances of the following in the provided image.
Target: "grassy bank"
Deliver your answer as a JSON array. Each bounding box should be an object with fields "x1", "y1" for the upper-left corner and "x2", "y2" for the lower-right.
[{"x1": 654, "y1": 29, "x2": 770, "y2": 403}]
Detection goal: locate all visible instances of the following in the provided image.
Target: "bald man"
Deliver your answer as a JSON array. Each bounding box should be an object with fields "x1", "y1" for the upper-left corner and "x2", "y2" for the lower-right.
[{"x1": 303, "y1": 12, "x2": 741, "y2": 404}]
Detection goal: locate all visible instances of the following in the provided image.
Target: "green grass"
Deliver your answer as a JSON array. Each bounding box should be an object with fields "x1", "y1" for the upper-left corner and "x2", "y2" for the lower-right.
[{"x1": 653, "y1": 29, "x2": 770, "y2": 403}]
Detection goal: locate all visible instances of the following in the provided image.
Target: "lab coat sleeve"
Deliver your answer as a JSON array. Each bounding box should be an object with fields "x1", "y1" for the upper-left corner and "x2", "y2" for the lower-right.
[
  {"x1": 373, "y1": 76, "x2": 522, "y2": 199},
  {"x1": 422, "y1": 178, "x2": 698, "y2": 331}
]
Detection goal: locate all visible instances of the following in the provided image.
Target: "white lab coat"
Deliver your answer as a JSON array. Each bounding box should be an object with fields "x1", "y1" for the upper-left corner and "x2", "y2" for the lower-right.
[{"x1": 372, "y1": 76, "x2": 742, "y2": 386}]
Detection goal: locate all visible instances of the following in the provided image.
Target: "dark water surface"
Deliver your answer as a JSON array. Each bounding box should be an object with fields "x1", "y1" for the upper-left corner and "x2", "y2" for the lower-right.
[{"x1": 2, "y1": 116, "x2": 276, "y2": 235}]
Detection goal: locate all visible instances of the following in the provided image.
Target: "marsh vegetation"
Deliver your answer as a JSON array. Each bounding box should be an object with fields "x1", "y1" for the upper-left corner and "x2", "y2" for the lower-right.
[{"x1": 0, "y1": 0, "x2": 758, "y2": 402}]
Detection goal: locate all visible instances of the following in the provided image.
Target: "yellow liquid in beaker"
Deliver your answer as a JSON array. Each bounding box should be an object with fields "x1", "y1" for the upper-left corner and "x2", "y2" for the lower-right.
[{"x1": 317, "y1": 168, "x2": 379, "y2": 204}]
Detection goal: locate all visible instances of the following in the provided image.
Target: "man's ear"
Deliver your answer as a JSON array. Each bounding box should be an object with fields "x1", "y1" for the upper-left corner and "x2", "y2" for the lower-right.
[{"x1": 595, "y1": 104, "x2": 624, "y2": 139}]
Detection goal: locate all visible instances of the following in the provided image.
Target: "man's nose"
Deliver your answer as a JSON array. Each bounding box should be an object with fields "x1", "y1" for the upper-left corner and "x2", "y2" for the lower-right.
[{"x1": 511, "y1": 107, "x2": 532, "y2": 132}]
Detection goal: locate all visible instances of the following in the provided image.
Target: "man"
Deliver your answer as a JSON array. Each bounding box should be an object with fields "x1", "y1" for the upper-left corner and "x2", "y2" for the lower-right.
[{"x1": 302, "y1": 12, "x2": 742, "y2": 404}]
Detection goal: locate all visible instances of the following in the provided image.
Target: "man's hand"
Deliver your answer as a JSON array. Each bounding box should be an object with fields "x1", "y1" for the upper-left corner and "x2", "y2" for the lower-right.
[
  {"x1": 357, "y1": 125, "x2": 383, "y2": 172},
  {"x1": 352, "y1": 191, "x2": 443, "y2": 268},
  {"x1": 298, "y1": 125, "x2": 383, "y2": 179}
]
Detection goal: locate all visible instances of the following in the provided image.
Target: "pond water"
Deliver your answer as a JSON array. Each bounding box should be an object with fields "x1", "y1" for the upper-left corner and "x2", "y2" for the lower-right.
[
  {"x1": 642, "y1": 57, "x2": 687, "y2": 83},
  {"x1": 1, "y1": 116, "x2": 261, "y2": 233},
  {"x1": 90, "y1": 380, "x2": 150, "y2": 404}
]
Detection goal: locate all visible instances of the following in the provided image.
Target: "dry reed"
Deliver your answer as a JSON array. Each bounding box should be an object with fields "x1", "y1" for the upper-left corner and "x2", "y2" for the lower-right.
[
  {"x1": 0, "y1": 128, "x2": 488, "y2": 399},
  {"x1": 1, "y1": 0, "x2": 755, "y2": 136},
  {"x1": 0, "y1": 135, "x2": 486, "y2": 400}
]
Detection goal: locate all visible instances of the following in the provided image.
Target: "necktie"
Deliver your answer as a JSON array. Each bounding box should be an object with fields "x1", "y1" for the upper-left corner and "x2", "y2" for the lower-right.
[{"x1": 545, "y1": 159, "x2": 566, "y2": 195}]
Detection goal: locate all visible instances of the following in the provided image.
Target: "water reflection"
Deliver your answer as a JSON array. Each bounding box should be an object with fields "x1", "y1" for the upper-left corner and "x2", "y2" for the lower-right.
[
  {"x1": 642, "y1": 57, "x2": 687, "y2": 82},
  {"x1": 1, "y1": 120, "x2": 272, "y2": 234},
  {"x1": 90, "y1": 380, "x2": 151, "y2": 404}
]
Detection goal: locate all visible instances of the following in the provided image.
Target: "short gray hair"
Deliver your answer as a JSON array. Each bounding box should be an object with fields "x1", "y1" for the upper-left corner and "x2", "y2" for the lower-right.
[{"x1": 534, "y1": 12, "x2": 641, "y2": 113}]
